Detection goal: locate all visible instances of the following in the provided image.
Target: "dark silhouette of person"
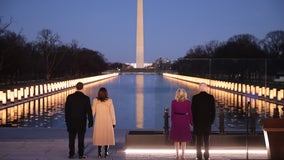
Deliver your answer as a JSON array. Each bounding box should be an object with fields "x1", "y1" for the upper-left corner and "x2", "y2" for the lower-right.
[
  {"x1": 65, "y1": 82, "x2": 93, "y2": 159},
  {"x1": 192, "y1": 83, "x2": 216, "y2": 160}
]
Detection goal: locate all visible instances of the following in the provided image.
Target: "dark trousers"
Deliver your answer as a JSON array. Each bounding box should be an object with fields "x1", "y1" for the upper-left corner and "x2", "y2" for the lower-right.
[
  {"x1": 196, "y1": 133, "x2": 210, "y2": 160},
  {"x1": 68, "y1": 131, "x2": 85, "y2": 156}
]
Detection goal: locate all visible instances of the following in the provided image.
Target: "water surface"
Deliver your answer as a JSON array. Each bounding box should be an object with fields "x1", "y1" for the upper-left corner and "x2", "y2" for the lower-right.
[{"x1": 1, "y1": 74, "x2": 283, "y2": 133}]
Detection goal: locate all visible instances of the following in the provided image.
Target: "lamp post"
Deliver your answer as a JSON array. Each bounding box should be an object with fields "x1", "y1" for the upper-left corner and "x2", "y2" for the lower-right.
[{"x1": 163, "y1": 107, "x2": 169, "y2": 135}]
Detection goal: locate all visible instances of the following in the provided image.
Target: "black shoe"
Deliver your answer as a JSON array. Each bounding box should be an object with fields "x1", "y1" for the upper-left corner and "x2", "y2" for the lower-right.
[
  {"x1": 104, "y1": 145, "x2": 109, "y2": 158},
  {"x1": 98, "y1": 146, "x2": 102, "y2": 158},
  {"x1": 104, "y1": 151, "x2": 109, "y2": 158},
  {"x1": 68, "y1": 155, "x2": 74, "y2": 159},
  {"x1": 79, "y1": 155, "x2": 87, "y2": 159}
]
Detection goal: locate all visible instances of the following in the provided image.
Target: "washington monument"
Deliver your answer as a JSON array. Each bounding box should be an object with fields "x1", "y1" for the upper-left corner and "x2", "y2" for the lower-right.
[{"x1": 136, "y1": 0, "x2": 144, "y2": 68}]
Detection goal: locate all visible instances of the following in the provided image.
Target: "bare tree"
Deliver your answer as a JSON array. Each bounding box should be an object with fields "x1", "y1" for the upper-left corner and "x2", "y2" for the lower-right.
[
  {"x1": 0, "y1": 17, "x2": 12, "y2": 35},
  {"x1": 70, "y1": 39, "x2": 79, "y2": 53},
  {"x1": 260, "y1": 30, "x2": 284, "y2": 58},
  {"x1": 204, "y1": 40, "x2": 222, "y2": 57},
  {"x1": 0, "y1": 17, "x2": 12, "y2": 76},
  {"x1": 37, "y1": 29, "x2": 61, "y2": 80},
  {"x1": 214, "y1": 34, "x2": 264, "y2": 58}
]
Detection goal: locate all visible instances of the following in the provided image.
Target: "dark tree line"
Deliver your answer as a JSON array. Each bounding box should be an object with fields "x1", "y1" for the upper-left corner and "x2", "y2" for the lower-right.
[
  {"x1": 0, "y1": 21, "x2": 108, "y2": 85},
  {"x1": 171, "y1": 31, "x2": 284, "y2": 86}
]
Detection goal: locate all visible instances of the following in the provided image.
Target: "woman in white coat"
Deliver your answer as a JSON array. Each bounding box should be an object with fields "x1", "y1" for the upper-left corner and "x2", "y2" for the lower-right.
[{"x1": 92, "y1": 87, "x2": 116, "y2": 158}]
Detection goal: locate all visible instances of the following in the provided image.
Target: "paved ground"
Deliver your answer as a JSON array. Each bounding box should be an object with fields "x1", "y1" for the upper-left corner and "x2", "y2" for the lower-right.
[{"x1": 0, "y1": 128, "x2": 268, "y2": 160}]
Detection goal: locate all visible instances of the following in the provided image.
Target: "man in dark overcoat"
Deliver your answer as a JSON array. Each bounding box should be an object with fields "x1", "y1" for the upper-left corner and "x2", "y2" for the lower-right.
[
  {"x1": 65, "y1": 82, "x2": 93, "y2": 159},
  {"x1": 192, "y1": 83, "x2": 216, "y2": 160}
]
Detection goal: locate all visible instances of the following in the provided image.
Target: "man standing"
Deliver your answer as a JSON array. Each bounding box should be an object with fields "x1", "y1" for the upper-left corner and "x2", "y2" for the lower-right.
[
  {"x1": 192, "y1": 83, "x2": 216, "y2": 160},
  {"x1": 65, "y1": 82, "x2": 93, "y2": 159}
]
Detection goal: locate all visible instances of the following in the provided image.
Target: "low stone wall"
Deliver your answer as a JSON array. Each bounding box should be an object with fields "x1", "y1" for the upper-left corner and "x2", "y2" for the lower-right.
[{"x1": 126, "y1": 130, "x2": 265, "y2": 149}]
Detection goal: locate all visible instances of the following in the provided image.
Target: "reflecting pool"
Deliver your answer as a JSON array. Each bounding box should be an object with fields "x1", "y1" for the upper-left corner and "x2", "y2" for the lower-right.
[{"x1": 0, "y1": 74, "x2": 283, "y2": 133}]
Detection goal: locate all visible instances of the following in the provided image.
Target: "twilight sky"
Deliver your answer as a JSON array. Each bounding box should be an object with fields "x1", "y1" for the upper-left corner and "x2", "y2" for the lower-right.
[{"x1": 1, "y1": 0, "x2": 284, "y2": 63}]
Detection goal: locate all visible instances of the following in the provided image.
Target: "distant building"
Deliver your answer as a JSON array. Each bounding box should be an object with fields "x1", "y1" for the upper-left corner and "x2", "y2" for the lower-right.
[{"x1": 126, "y1": 63, "x2": 152, "y2": 68}]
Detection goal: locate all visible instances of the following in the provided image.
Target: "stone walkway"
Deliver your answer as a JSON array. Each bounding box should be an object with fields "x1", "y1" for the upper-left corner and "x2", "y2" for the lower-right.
[{"x1": 0, "y1": 128, "x2": 268, "y2": 160}]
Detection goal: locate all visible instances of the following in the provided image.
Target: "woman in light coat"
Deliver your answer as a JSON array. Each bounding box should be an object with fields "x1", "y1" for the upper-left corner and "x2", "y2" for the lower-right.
[{"x1": 92, "y1": 87, "x2": 116, "y2": 158}]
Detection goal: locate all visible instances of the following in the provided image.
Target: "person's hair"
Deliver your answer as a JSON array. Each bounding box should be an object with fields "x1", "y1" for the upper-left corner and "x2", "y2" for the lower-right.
[
  {"x1": 199, "y1": 82, "x2": 207, "y2": 92},
  {"x1": 97, "y1": 87, "x2": 109, "y2": 102},
  {"x1": 175, "y1": 88, "x2": 187, "y2": 102},
  {"x1": 76, "y1": 82, "x2": 84, "y2": 90}
]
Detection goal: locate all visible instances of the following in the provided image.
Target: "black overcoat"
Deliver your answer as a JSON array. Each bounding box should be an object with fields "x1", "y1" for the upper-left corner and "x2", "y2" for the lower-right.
[
  {"x1": 192, "y1": 91, "x2": 216, "y2": 134},
  {"x1": 65, "y1": 91, "x2": 93, "y2": 132}
]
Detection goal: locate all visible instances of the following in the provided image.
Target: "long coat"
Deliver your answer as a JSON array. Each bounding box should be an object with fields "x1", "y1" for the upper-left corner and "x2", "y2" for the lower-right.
[
  {"x1": 92, "y1": 98, "x2": 116, "y2": 146},
  {"x1": 170, "y1": 100, "x2": 193, "y2": 142},
  {"x1": 191, "y1": 91, "x2": 216, "y2": 134},
  {"x1": 65, "y1": 91, "x2": 93, "y2": 133}
]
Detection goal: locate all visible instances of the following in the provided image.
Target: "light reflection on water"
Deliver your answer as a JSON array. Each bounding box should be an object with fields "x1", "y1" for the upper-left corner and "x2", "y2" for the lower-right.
[{"x1": 0, "y1": 74, "x2": 283, "y2": 133}]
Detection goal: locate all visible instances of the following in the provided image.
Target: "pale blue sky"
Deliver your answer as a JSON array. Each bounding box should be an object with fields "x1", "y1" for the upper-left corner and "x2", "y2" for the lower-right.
[{"x1": 1, "y1": 0, "x2": 284, "y2": 63}]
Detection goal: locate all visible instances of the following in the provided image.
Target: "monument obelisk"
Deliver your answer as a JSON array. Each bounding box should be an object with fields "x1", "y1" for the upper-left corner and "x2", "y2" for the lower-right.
[{"x1": 136, "y1": 0, "x2": 144, "y2": 68}]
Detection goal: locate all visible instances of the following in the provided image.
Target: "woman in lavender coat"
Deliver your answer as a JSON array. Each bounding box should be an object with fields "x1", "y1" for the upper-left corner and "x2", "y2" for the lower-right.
[{"x1": 170, "y1": 88, "x2": 193, "y2": 160}]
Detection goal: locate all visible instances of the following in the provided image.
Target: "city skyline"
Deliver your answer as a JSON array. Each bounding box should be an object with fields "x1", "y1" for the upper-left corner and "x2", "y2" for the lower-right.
[{"x1": 1, "y1": 0, "x2": 284, "y2": 63}]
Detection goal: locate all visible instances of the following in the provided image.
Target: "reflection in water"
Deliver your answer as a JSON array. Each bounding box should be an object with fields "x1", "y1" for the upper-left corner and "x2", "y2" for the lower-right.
[
  {"x1": 0, "y1": 89, "x2": 73, "y2": 128},
  {"x1": 136, "y1": 75, "x2": 144, "y2": 128},
  {"x1": 220, "y1": 90, "x2": 280, "y2": 131},
  {"x1": 0, "y1": 77, "x2": 115, "y2": 128},
  {"x1": 164, "y1": 76, "x2": 284, "y2": 132},
  {"x1": 0, "y1": 74, "x2": 283, "y2": 132}
]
